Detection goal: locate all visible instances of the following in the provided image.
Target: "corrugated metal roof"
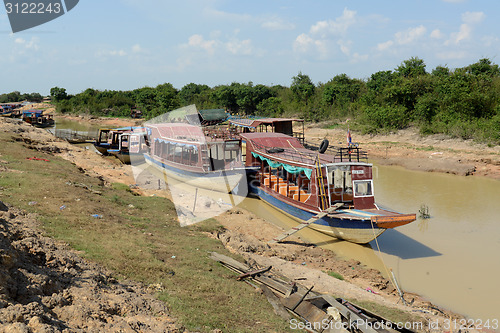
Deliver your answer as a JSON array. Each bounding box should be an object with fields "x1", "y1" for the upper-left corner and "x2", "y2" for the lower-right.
[{"x1": 229, "y1": 117, "x2": 303, "y2": 128}]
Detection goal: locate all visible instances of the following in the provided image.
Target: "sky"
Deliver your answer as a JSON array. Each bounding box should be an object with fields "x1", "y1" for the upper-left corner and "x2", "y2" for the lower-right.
[{"x1": 1, "y1": 0, "x2": 499, "y2": 95}]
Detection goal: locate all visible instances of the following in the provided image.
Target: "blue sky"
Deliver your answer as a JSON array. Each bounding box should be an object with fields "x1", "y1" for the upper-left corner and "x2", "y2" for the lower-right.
[{"x1": 1, "y1": 0, "x2": 499, "y2": 95}]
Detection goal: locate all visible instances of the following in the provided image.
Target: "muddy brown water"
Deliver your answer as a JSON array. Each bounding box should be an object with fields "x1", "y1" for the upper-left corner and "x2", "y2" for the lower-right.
[{"x1": 239, "y1": 164, "x2": 500, "y2": 324}]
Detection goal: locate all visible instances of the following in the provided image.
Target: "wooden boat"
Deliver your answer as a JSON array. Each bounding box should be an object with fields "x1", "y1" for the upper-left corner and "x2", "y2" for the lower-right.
[
  {"x1": 141, "y1": 123, "x2": 245, "y2": 193},
  {"x1": 242, "y1": 132, "x2": 416, "y2": 244},
  {"x1": 108, "y1": 127, "x2": 148, "y2": 164},
  {"x1": 22, "y1": 110, "x2": 55, "y2": 128},
  {"x1": 93, "y1": 127, "x2": 133, "y2": 156}
]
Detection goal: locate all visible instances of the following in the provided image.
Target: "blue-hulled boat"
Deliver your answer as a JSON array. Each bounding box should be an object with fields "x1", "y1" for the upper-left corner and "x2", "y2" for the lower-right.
[{"x1": 241, "y1": 132, "x2": 416, "y2": 244}]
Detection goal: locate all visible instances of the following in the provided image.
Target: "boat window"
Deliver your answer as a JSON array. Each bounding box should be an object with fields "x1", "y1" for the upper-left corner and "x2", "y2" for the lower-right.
[
  {"x1": 344, "y1": 170, "x2": 352, "y2": 194},
  {"x1": 353, "y1": 180, "x2": 373, "y2": 197}
]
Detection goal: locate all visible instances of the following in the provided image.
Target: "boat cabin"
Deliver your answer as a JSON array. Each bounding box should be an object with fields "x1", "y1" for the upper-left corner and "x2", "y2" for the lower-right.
[
  {"x1": 229, "y1": 118, "x2": 305, "y2": 144},
  {"x1": 146, "y1": 123, "x2": 242, "y2": 172},
  {"x1": 242, "y1": 132, "x2": 375, "y2": 211}
]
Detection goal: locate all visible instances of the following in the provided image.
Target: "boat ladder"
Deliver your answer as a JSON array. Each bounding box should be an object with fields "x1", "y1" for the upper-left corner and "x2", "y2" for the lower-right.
[
  {"x1": 268, "y1": 203, "x2": 344, "y2": 244},
  {"x1": 315, "y1": 157, "x2": 328, "y2": 211}
]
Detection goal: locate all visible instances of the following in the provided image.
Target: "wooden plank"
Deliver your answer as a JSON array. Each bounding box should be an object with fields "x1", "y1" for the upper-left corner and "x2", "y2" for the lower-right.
[
  {"x1": 269, "y1": 203, "x2": 344, "y2": 243},
  {"x1": 209, "y1": 252, "x2": 250, "y2": 271},
  {"x1": 309, "y1": 295, "x2": 380, "y2": 333},
  {"x1": 261, "y1": 285, "x2": 291, "y2": 320},
  {"x1": 237, "y1": 266, "x2": 272, "y2": 280}
]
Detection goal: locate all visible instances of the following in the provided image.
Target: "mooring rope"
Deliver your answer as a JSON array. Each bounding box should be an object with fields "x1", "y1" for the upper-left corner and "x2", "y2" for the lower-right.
[{"x1": 370, "y1": 219, "x2": 398, "y2": 291}]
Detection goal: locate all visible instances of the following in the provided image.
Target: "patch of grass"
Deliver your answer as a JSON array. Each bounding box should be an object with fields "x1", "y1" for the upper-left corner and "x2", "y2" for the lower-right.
[
  {"x1": 415, "y1": 145, "x2": 435, "y2": 151},
  {"x1": 0, "y1": 131, "x2": 292, "y2": 332},
  {"x1": 347, "y1": 299, "x2": 425, "y2": 328},
  {"x1": 327, "y1": 271, "x2": 344, "y2": 280}
]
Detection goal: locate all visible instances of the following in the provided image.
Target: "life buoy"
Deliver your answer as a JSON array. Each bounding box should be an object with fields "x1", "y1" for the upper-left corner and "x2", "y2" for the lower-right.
[{"x1": 318, "y1": 139, "x2": 329, "y2": 153}]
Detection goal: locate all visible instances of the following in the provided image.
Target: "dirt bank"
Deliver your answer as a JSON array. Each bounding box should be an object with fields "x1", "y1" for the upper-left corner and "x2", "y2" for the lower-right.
[{"x1": 0, "y1": 202, "x2": 181, "y2": 332}]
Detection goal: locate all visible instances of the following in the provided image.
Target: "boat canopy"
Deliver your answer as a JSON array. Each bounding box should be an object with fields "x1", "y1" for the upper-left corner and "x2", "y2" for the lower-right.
[{"x1": 251, "y1": 152, "x2": 312, "y2": 179}]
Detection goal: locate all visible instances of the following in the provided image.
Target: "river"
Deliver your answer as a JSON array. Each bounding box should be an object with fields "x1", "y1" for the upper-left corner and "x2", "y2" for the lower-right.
[{"x1": 240, "y1": 164, "x2": 500, "y2": 324}]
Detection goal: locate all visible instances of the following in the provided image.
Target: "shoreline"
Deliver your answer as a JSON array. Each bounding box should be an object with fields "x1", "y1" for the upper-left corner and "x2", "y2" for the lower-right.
[{"x1": 1, "y1": 115, "x2": 495, "y2": 332}]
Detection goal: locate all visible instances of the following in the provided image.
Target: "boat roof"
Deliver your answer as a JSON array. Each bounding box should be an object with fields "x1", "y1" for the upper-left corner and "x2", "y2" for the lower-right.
[
  {"x1": 229, "y1": 117, "x2": 303, "y2": 129},
  {"x1": 146, "y1": 123, "x2": 236, "y2": 144},
  {"x1": 241, "y1": 132, "x2": 369, "y2": 167},
  {"x1": 22, "y1": 109, "x2": 43, "y2": 115},
  {"x1": 147, "y1": 123, "x2": 204, "y2": 140}
]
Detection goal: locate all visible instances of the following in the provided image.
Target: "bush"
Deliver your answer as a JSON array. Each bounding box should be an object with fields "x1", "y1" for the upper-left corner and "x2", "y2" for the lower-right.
[{"x1": 362, "y1": 105, "x2": 409, "y2": 131}]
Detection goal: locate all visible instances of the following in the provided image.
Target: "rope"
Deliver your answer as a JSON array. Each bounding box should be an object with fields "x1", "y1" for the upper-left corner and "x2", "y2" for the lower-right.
[{"x1": 370, "y1": 219, "x2": 398, "y2": 291}]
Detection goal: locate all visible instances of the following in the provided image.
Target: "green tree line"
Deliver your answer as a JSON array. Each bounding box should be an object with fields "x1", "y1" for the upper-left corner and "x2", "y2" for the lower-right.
[
  {"x1": 0, "y1": 91, "x2": 43, "y2": 103},
  {"x1": 45, "y1": 57, "x2": 500, "y2": 144}
]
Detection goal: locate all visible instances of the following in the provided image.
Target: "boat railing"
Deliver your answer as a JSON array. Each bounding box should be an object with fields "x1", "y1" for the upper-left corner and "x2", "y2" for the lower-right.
[
  {"x1": 250, "y1": 140, "x2": 319, "y2": 165},
  {"x1": 335, "y1": 147, "x2": 368, "y2": 162},
  {"x1": 202, "y1": 127, "x2": 240, "y2": 141},
  {"x1": 250, "y1": 140, "x2": 368, "y2": 165}
]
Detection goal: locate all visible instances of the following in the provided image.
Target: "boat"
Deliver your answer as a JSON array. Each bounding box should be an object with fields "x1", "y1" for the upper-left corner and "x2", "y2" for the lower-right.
[
  {"x1": 93, "y1": 127, "x2": 134, "y2": 156},
  {"x1": 141, "y1": 122, "x2": 245, "y2": 193},
  {"x1": 22, "y1": 110, "x2": 55, "y2": 128},
  {"x1": 242, "y1": 132, "x2": 416, "y2": 244},
  {"x1": 109, "y1": 127, "x2": 148, "y2": 164}
]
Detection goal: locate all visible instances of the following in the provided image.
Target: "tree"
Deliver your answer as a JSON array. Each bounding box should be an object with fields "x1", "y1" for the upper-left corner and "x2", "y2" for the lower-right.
[
  {"x1": 291, "y1": 72, "x2": 315, "y2": 103},
  {"x1": 50, "y1": 87, "x2": 68, "y2": 101},
  {"x1": 465, "y1": 58, "x2": 500, "y2": 77},
  {"x1": 179, "y1": 83, "x2": 210, "y2": 105},
  {"x1": 367, "y1": 71, "x2": 396, "y2": 92},
  {"x1": 396, "y1": 57, "x2": 426, "y2": 78},
  {"x1": 432, "y1": 66, "x2": 451, "y2": 77}
]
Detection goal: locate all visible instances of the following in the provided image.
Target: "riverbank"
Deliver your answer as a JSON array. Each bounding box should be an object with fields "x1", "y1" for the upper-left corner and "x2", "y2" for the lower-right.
[{"x1": 0, "y1": 116, "x2": 495, "y2": 332}]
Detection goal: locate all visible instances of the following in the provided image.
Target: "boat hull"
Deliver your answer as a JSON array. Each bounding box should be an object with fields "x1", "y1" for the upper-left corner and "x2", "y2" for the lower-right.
[
  {"x1": 144, "y1": 153, "x2": 244, "y2": 193},
  {"x1": 250, "y1": 185, "x2": 386, "y2": 244}
]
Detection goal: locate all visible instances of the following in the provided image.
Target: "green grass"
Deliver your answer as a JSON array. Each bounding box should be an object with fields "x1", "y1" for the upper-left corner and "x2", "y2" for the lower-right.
[
  {"x1": 415, "y1": 145, "x2": 435, "y2": 151},
  {"x1": 0, "y1": 131, "x2": 292, "y2": 332},
  {"x1": 327, "y1": 271, "x2": 344, "y2": 280},
  {"x1": 347, "y1": 299, "x2": 426, "y2": 329}
]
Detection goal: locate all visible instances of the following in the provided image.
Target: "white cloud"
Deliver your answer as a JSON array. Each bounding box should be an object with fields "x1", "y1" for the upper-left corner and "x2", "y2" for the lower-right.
[
  {"x1": 293, "y1": 8, "x2": 357, "y2": 59},
  {"x1": 447, "y1": 11, "x2": 484, "y2": 45},
  {"x1": 225, "y1": 38, "x2": 252, "y2": 55},
  {"x1": 14, "y1": 37, "x2": 39, "y2": 50},
  {"x1": 337, "y1": 39, "x2": 352, "y2": 56},
  {"x1": 309, "y1": 8, "x2": 356, "y2": 37},
  {"x1": 293, "y1": 33, "x2": 328, "y2": 58},
  {"x1": 462, "y1": 11, "x2": 485, "y2": 24},
  {"x1": 261, "y1": 18, "x2": 295, "y2": 31},
  {"x1": 377, "y1": 40, "x2": 394, "y2": 51},
  {"x1": 430, "y1": 29, "x2": 444, "y2": 39},
  {"x1": 187, "y1": 34, "x2": 218, "y2": 55},
  {"x1": 95, "y1": 49, "x2": 127, "y2": 58},
  {"x1": 394, "y1": 25, "x2": 426, "y2": 44},
  {"x1": 132, "y1": 44, "x2": 142, "y2": 53}
]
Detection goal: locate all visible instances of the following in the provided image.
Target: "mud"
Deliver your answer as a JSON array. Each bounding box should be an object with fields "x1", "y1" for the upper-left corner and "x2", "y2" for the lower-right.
[{"x1": 0, "y1": 203, "x2": 181, "y2": 332}]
